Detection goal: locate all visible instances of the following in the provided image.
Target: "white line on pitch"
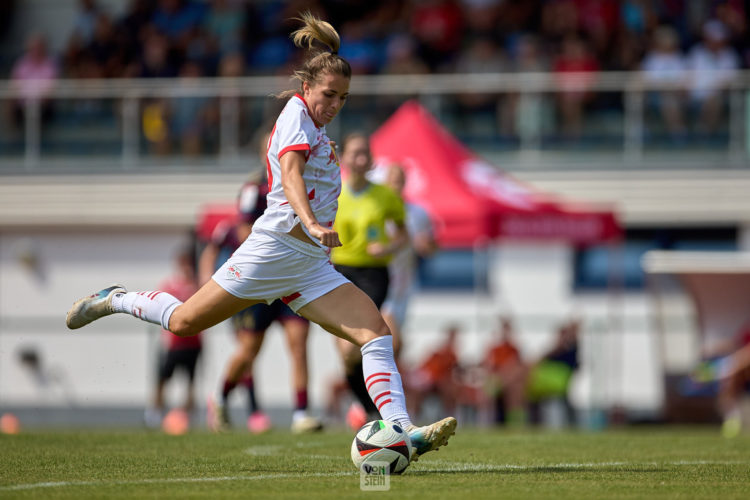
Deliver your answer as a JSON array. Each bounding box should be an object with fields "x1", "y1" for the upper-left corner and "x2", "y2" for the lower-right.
[
  {"x1": 0, "y1": 472, "x2": 355, "y2": 492},
  {"x1": 3, "y1": 459, "x2": 748, "y2": 492}
]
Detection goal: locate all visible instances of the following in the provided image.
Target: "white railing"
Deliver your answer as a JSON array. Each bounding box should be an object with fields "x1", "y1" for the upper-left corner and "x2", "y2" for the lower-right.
[{"x1": 1, "y1": 70, "x2": 749, "y2": 171}]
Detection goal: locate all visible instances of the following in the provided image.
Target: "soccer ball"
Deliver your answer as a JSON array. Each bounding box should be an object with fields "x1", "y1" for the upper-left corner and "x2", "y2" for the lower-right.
[{"x1": 350, "y1": 419, "x2": 412, "y2": 475}]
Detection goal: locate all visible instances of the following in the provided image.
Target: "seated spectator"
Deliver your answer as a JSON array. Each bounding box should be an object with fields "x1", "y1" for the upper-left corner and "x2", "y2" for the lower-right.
[
  {"x1": 9, "y1": 33, "x2": 59, "y2": 131},
  {"x1": 72, "y1": 0, "x2": 101, "y2": 45},
  {"x1": 170, "y1": 60, "x2": 214, "y2": 156},
  {"x1": 409, "y1": 0, "x2": 465, "y2": 71},
  {"x1": 686, "y1": 19, "x2": 740, "y2": 134},
  {"x1": 503, "y1": 34, "x2": 550, "y2": 138},
  {"x1": 137, "y1": 29, "x2": 178, "y2": 78},
  {"x1": 202, "y1": 0, "x2": 245, "y2": 57},
  {"x1": 381, "y1": 34, "x2": 429, "y2": 75},
  {"x1": 407, "y1": 325, "x2": 461, "y2": 419},
  {"x1": 151, "y1": 0, "x2": 206, "y2": 47},
  {"x1": 526, "y1": 318, "x2": 580, "y2": 426},
  {"x1": 641, "y1": 25, "x2": 688, "y2": 140},
  {"x1": 552, "y1": 35, "x2": 599, "y2": 139},
  {"x1": 483, "y1": 317, "x2": 528, "y2": 425},
  {"x1": 453, "y1": 36, "x2": 507, "y2": 136},
  {"x1": 338, "y1": 18, "x2": 383, "y2": 75}
]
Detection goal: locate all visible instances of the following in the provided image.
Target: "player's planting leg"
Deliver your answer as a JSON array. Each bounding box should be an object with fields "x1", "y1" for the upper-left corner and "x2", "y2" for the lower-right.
[{"x1": 361, "y1": 335, "x2": 457, "y2": 461}]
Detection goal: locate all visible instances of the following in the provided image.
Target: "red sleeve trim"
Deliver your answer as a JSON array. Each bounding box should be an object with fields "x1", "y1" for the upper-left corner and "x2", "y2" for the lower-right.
[{"x1": 279, "y1": 144, "x2": 311, "y2": 161}]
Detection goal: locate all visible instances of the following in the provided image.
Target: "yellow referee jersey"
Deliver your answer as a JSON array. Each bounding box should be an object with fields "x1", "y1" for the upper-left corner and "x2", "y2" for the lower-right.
[{"x1": 331, "y1": 182, "x2": 405, "y2": 267}]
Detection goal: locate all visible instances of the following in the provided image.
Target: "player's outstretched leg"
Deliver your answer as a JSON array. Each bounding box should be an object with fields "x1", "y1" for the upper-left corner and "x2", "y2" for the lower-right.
[
  {"x1": 405, "y1": 417, "x2": 458, "y2": 462},
  {"x1": 67, "y1": 284, "x2": 184, "y2": 332},
  {"x1": 66, "y1": 284, "x2": 127, "y2": 329}
]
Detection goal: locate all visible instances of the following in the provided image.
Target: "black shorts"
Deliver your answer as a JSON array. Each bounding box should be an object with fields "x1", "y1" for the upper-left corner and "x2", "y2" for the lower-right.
[
  {"x1": 158, "y1": 347, "x2": 201, "y2": 382},
  {"x1": 231, "y1": 299, "x2": 309, "y2": 333},
  {"x1": 333, "y1": 264, "x2": 390, "y2": 309}
]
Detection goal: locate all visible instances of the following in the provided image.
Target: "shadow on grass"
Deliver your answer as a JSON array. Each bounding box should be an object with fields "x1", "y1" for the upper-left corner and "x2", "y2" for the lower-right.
[{"x1": 408, "y1": 466, "x2": 667, "y2": 475}]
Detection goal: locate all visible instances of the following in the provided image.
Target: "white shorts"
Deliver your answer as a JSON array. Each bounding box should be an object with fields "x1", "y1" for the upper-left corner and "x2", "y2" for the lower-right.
[{"x1": 212, "y1": 228, "x2": 350, "y2": 313}]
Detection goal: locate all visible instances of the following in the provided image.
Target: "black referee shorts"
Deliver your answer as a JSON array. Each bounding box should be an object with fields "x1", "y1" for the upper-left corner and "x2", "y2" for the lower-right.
[{"x1": 333, "y1": 264, "x2": 390, "y2": 309}]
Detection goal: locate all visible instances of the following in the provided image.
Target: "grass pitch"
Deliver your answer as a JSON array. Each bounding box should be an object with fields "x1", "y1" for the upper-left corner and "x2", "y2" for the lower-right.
[{"x1": 1, "y1": 426, "x2": 749, "y2": 499}]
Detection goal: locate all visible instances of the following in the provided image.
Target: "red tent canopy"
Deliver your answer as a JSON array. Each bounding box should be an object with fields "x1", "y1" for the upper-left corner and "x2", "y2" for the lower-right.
[
  {"x1": 196, "y1": 202, "x2": 237, "y2": 242},
  {"x1": 370, "y1": 101, "x2": 622, "y2": 248}
]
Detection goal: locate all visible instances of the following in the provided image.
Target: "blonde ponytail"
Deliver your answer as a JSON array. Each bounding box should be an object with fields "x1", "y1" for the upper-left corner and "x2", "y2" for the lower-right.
[
  {"x1": 277, "y1": 12, "x2": 351, "y2": 99},
  {"x1": 291, "y1": 11, "x2": 340, "y2": 54}
]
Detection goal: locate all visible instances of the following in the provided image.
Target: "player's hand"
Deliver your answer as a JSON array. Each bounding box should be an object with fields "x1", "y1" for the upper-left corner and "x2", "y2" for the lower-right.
[
  {"x1": 366, "y1": 242, "x2": 389, "y2": 258},
  {"x1": 309, "y1": 223, "x2": 342, "y2": 248}
]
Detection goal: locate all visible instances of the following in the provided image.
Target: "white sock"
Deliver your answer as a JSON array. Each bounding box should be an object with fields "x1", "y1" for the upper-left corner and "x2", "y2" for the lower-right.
[
  {"x1": 360, "y1": 335, "x2": 412, "y2": 429},
  {"x1": 110, "y1": 291, "x2": 181, "y2": 331}
]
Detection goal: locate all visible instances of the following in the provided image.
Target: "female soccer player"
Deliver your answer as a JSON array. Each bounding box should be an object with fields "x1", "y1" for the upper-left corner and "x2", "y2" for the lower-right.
[{"x1": 66, "y1": 12, "x2": 455, "y2": 460}]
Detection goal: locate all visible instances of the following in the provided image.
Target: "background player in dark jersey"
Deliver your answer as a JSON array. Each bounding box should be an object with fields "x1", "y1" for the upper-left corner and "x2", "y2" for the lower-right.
[{"x1": 200, "y1": 152, "x2": 322, "y2": 434}]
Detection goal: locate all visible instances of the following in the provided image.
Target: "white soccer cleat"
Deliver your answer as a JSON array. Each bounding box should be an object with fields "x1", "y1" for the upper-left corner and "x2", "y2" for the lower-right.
[
  {"x1": 66, "y1": 284, "x2": 126, "y2": 330},
  {"x1": 406, "y1": 416, "x2": 457, "y2": 462},
  {"x1": 291, "y1": 414, "x2": 324, "y2": 434},
  {"x1": 207, "y1": 397, "x2": 231, "y2": 433}
]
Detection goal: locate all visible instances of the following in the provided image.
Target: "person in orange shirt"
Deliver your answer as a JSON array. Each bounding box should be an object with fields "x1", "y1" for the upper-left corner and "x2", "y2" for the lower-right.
[
  {"x1": 408, "y1": 325, "x2": 461, "y2": 418},
  {"x1": 483, "y1": 317, "x2": 527, "y2": 425}
]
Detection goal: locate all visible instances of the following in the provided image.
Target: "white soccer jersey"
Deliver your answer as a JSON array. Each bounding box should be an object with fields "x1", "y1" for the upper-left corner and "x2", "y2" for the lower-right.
[{"x1": 254, "y1": 94, "x2": 341, "y2": 240}]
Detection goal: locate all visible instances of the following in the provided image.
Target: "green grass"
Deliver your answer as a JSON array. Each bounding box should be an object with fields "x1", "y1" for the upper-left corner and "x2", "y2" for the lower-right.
[{"x1": 1, "y1": 427, "x2": 749, "y2": 499}]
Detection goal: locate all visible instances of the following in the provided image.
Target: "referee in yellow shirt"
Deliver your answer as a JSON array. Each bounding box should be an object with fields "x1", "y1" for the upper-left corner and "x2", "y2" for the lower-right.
[{"x1": 332, "y1": 132, "x2": 408, "y2": 425}]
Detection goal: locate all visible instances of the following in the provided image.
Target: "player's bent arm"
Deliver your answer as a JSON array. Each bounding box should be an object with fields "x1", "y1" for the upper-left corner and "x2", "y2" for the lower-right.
[
  {"x1": 368, "y1": 222, "x2": 409, "y2": 258},
  {"x1": 390, "y1": 222, "x2": 409, "y2": 254},
  {"x1": 280, "y1": 150, "x2": 341, "y2": 247},
  {"x1": 413, "y1": 231, "x2": 438, "y2": 257}
]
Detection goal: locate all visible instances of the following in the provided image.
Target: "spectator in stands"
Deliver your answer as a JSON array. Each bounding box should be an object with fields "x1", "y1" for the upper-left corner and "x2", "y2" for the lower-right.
[
  {"x1": 503, "y1": 34, "x2": 549, "y2": 138},
  {"x1": 460, "y1": 0, "x2": 502, "y2": 40},
  {"x1": 116, "y1": 0, "x2": 156, "y2": 77},
  {"x1": 87, "y1": 13, "x2": 124, "y2": 78},
  {"x1": 641, "y1": 25, "x2": 688, "y2": 140},
  {"x1": 144, "y1": 243, "x2": 204, "y2": 430},
  {"x1": 171, "y1": 60, "x2": 214, "y2": 156},
  {"x1": 686, "y1": 19, "x2": 740, "y2": 134},
  {"x1": 377, "y1": 34, "x2": 429, "y2": 121},
  {"x1": 408, "y1": 325, "x2": 461, "y2": 419},
  {"x1": 381, "y1": 33, "x2": 429, "y2": 75},
  {"x1": 8, "y1": 33, "x2": 59, "y2": 131},
  {"x1": 137, "y1": 28, "x2": 178, "y2": 78},
  {"x1": 540, "y1": 0, "x2": 579, "y2": 44},
  {"x1": 526, "y1": 318, "x2": 580, "y2": 426},
  {"x1": 453, "y1": 36, "x2": 507, "y2": 136},
  {"x1": 202, "y1": 0, "x2": 245, "y2": 57},
  {"x1": 409, "y1": 0, "x2": 465, "y2": 71},
  {"x1": 338, "y1": 18, "x2": 383, "y2": 75},
  {"x1": 151, "y1": 0, "x2": 206, "y2": 46},
  {"x1": 483, "y1": 316, "x2": 527, "y2": 425},
  {"x1": 552, "y1": 34, "x2": 600, "y2": 139},
  {"x1": 71, "y1": 0, "x2": 101, "y2": 45}
]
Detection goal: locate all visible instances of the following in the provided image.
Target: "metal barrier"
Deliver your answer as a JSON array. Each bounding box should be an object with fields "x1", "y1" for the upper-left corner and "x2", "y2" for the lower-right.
[{"x1": 0, "y1": 71, "x2": 748, "y2": 171}]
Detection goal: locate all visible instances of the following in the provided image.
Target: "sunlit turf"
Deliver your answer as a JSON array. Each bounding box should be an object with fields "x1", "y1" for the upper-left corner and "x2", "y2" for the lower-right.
[{"x1": 1, "y1": 426, "x2": 749, "y2": 499}]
